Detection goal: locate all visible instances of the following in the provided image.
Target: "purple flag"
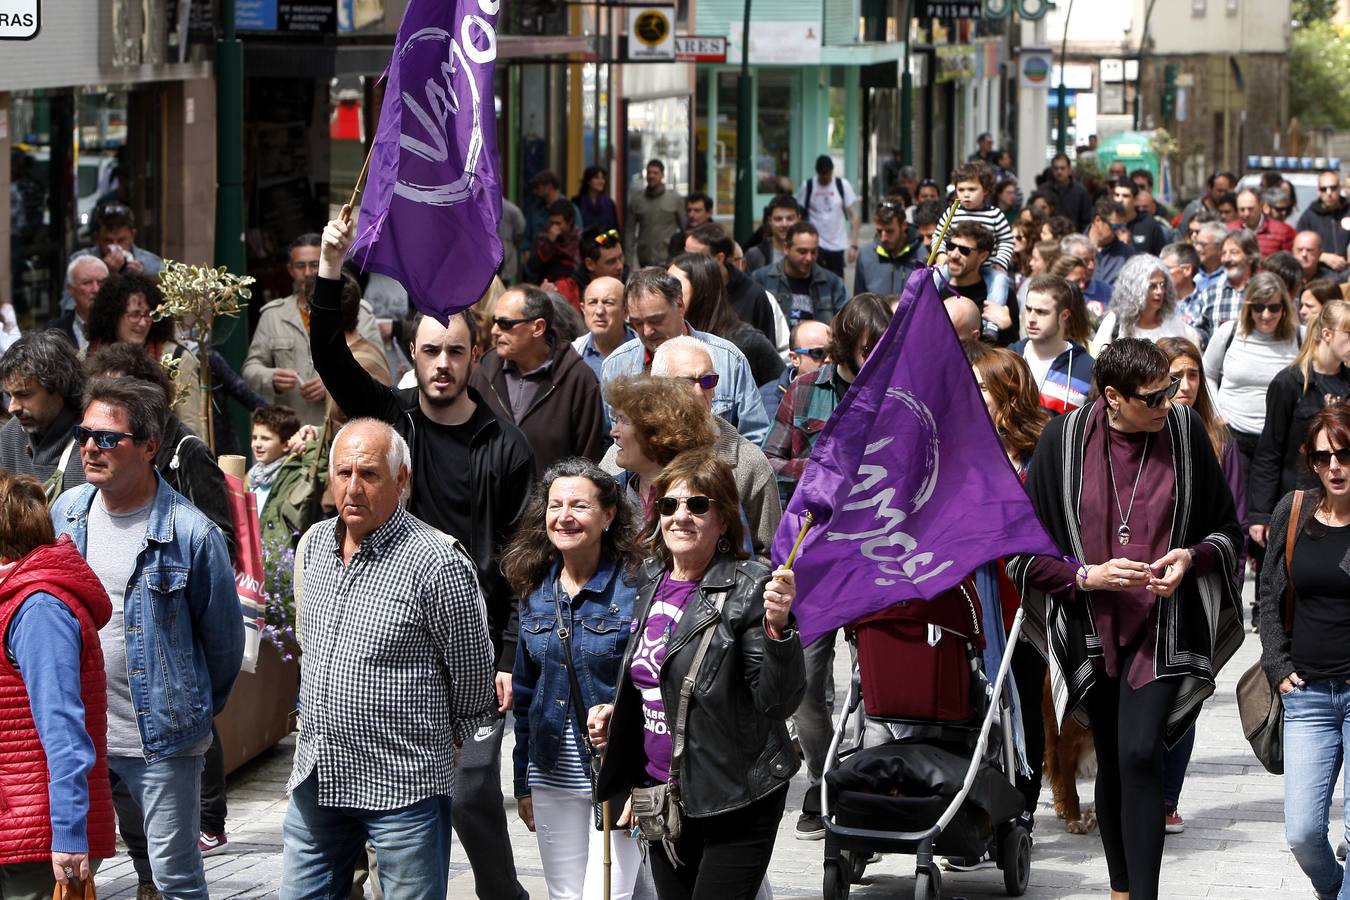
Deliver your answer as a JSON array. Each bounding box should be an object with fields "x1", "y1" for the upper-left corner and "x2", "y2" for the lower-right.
[
  {"x1": 348, "y1": 0, "x2": 503, "y2": 322},
  {"x1": 771, "y1": 267, "x2": 1059, "y2": 647}
]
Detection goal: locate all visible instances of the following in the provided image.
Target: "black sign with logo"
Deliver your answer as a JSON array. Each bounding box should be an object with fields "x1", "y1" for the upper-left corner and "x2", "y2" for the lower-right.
[
  {"x1": 918, "y1": 0, "x2": 982, "y2": 19},
  {"x1": 279, "y1": 2, "x2": 337, "y2": 33}
]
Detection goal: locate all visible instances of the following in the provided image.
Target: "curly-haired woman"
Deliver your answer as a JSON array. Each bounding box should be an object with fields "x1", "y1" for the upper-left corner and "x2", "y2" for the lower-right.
[{"x1": 1092, "y1": 255, "x2": 1201, "y2": 354}]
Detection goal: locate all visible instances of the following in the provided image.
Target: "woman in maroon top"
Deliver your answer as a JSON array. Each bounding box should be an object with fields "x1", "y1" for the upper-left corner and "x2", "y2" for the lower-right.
[{"x1": 1008, "y1": 339, "x2": 1243, "y2": 900}]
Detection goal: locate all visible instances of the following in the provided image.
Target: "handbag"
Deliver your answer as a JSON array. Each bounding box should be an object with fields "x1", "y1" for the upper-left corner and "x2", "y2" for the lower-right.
[
  {"x1": 42, "y1": 439, "x2": 77, "y2": 504},
  {"x1": 52, "y1": 875, "x2": 96, "y2": 900},
  {"x1": 630, "y1": 593, "x2": 726, "y2": 858},
  {"x1": 1237, "y1": 489, "x2": 1303, "y2": 775},
  {"x1": 552, "y1": 582, "x2": 622, "y2": 831}
]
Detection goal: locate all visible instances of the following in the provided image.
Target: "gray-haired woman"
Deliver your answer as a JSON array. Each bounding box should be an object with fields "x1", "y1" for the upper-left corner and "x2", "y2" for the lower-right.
[{"x1": 1091, "y1": 254, "x2": 1201, "y2": 354}]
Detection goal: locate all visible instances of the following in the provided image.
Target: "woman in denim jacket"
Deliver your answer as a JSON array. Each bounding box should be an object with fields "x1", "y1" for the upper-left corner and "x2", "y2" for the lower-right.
[{"x1": 503, "y1": 458, "x2": 644, "y2": 899}]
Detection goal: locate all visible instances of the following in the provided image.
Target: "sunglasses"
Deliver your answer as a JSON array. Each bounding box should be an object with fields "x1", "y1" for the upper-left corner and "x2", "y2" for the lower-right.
[
  {"x1": 946, "y1": 241, "x2": 976, "y2": 256},
  {"x1": 876, "y1": 201, "x2": 903, "y2": 213},
  {"x1": 682, "y1": 373, "x2": 719, "y2": 391},
  {"x1": 1248, "y1": 302, "x2": 1283, "y2": 314},
  {"x1": 792, "y1": 347, "x2": 828, "y2": 361},
  {"x1": 1110, "y1": 222, "x2": 1130, "y2": 232},
  {"x1": 1270, "y1": 205, "x2": 1294, "y2": 216},
  {"x1": 593, "y1": 229, "x2": 621, "y2": 246},
  {"x1": 1310, "y1": 447, "x2": 1350, "y2": 469},
  {"x1": 1320, "y1": 185, "x2": 1341, "y2": 193},
  {"x1": 74, "y1": 425, "x2": 138, "y2": 450},
  {"x1": 1123, "y1": 377, "x2": 1181, "y2": 409},
  {"x1": 656, "y1": 495, "x2": 719, "y2": 516},
  {"x1": 492, "y1": 315, "x2": 541, "y2": 330}
]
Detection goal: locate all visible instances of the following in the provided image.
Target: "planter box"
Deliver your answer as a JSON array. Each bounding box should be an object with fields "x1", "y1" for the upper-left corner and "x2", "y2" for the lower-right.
[{"x1": 216, "y1": 640, "x2": 300, "y2": 775}]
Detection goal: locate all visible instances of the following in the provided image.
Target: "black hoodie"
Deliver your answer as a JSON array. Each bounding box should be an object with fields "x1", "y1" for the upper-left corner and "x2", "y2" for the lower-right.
[{"x1": 1295, "y1": 197, "x2": 1350, "y2": 258}]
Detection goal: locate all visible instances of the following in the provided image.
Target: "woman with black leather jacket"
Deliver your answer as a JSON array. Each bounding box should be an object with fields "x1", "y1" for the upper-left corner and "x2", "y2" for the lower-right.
[{"x1": 588, "y1": 448, "x2": 804, "y2": 900}]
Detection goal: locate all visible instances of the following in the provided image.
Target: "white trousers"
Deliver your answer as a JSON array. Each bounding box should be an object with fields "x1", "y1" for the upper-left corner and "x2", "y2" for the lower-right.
[{"x1": 531, "y1": 784, "x2": 643, "y2": 900}]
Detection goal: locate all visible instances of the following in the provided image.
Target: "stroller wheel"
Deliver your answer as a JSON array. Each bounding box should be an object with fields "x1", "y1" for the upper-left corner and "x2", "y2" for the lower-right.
[
  {"x1": 823, "y1": 860, "x2": 850, "y2": 900},
  {"x1": 847, "y1": 850, "x2": 869, "y2": 883},
  {"x1": 914, "y1": 865, "x2": 940, "y2": 900},
  {"x1": 999, "y1": 824, "x2": 1032, "y2": 896}
]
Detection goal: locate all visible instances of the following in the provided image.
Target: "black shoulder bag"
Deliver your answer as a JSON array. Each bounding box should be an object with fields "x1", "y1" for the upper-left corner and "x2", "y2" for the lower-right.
[{"x1": 554, "y1": 581, "x2": 623, "y2": 830}]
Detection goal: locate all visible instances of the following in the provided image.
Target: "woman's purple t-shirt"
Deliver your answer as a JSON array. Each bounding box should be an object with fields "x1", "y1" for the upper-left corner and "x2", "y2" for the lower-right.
[{"x1": 628, "y1": 575, "x2": 700, "y2": 783}]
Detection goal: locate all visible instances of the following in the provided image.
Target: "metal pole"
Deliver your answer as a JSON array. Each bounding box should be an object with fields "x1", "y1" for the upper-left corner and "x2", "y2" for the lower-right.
[
  {"x1": 900, "y1": 0, "x2": 913, "y2": 165},
  {"x1": 1055, "y1": 0, "x2": 1074, "y2": 156},
  {"x1": 1133, "y1": 0, "x2": 1159, "y2": 131},
  {"x1": 214, "y1": 0, "x2": 249, "y2": 446},
  {"x1": 732, "y1": 0, "x2": 755, "y2": 246}
]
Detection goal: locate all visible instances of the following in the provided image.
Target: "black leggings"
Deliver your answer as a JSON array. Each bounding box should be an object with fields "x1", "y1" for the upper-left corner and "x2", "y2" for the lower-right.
[
  {"x1": 1084, "y1": 647, "x2": 1179, "y2": 899},
  {"x1": 1010, "y1": 639, "x2": 1047, "y2": 821}
]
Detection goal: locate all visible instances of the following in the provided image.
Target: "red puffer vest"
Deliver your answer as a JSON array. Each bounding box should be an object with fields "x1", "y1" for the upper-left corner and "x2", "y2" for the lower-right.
[{"x1": 0, "y1": 536, "x2": 115, "y2": 864}]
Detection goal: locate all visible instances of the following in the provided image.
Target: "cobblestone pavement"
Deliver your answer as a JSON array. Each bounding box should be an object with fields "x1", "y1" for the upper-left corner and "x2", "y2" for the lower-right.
[{"x1": 95, "y1": 586, "x2": 1327, "y2": 898}]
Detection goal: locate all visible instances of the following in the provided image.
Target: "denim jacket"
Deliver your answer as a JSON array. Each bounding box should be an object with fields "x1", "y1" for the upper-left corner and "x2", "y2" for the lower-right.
[
  {"x1": 51, "y1": 475, "x2": 244, "y2": 762},
  {"x1": 511, "y1": 554, "x2": 636, "y2": 798}
]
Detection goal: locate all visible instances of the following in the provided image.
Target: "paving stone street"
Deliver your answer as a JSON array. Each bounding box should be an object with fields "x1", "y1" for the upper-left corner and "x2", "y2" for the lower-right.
[{"x1": 93, "y1": 582, "x2": 1327, "y2": 898}]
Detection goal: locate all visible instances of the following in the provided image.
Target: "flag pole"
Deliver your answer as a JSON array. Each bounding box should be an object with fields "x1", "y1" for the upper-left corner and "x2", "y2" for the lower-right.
[
  {"x1": 344, "y1": 141, "x2": 377, "y2": 224},
  {"x1": 785, "y1": 511, "x2": 815, "y2": 567},
  {"x1": 602, "y1": 797, "x2": 612, "y2": 900},
  {"x1": 926, "y1": 196, "x2": 961, "y2": 268}
]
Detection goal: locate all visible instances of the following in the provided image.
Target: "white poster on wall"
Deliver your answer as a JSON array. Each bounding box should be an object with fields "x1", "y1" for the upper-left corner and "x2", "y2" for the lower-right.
[{"x1": 728, "y1": 21, "x2": 822, "y2": 65}]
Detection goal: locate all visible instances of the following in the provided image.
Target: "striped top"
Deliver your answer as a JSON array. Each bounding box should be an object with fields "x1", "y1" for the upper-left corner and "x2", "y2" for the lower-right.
[
  {"x1": 528, "y1": 711, "x2": 594, "y2": 793},
  {"x1": 941, "y1": 203, "x2": 1015, "y2": 271}
]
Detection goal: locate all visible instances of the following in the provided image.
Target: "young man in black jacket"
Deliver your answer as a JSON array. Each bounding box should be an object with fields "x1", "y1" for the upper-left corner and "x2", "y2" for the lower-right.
[{"x1": 313, "y1": 214, "x2": 535, "y2": 900}]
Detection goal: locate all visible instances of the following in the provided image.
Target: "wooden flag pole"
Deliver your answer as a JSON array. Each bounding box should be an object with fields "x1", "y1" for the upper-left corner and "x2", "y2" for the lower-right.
[
  {"x1": 602, "y1": 798, "x2": 612, "y2": 899},
  {"x1": 926, "y1": 196, "x2": 962, "y2": 268},
  {"x1": 785, "y1": 511, "x2": 816, "y2": 567},
  {"x1": 343, "y1": 141, "x2": 377, "y2": 224}
]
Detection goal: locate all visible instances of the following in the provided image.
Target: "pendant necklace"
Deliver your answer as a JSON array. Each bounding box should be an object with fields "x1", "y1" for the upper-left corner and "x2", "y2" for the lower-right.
[{"x1": 1106, "y1": 429, "x2": 1150, "y2": 546}]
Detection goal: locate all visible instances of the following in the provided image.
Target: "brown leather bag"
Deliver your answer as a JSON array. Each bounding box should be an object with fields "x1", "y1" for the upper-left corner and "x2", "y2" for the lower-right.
[
  {"x1": 1236, "y1": 489, "x2": 1304, "y2": 775},
  {"x1": 52, "y1": 877, "x2": 96, "y2": 900}
]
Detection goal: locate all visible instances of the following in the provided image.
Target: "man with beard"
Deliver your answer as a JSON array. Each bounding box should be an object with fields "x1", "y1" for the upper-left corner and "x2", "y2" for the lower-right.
[
  {"x1": 1186, "y1": 227, "x2": 1260, "y2": 344},
  {"x1": 311, "y1": 211, "x2": 535, "y2": 900},
  {"x1": 0, "y1": 331, "x2": 88, "y2": 494},
  {"x1": 244, "y1": 233, "x2": 382, "y2": 425},
  {"x1": 854, "y1": 201, "x2": 923, "y2": 296}
]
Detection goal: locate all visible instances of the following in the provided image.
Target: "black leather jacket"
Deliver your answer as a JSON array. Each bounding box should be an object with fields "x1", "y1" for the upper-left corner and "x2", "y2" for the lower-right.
[{"x1": 596, "y1": 554, "x2": 806, "y2": 818}]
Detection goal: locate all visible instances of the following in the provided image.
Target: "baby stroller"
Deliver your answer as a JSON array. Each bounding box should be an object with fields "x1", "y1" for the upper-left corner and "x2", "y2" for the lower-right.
[{"x1": 817, "y1": 577, "x2": 1031, "y2": 900}]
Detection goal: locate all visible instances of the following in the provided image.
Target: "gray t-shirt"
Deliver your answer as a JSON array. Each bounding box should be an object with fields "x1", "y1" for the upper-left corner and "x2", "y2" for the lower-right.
[{"x1": 87, "y1": 494, "x2": 154, "y2": 757}]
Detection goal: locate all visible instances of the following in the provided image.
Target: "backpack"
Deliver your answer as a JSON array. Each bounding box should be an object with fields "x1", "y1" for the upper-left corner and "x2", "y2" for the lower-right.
[{"x1": 802, "y1": 176, "x2": 846, "y2": 222}]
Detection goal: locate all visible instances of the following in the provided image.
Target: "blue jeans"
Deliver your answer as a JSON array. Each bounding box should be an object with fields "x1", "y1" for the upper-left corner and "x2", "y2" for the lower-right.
[
  {"x1": 281, "y1": 771, "x2": 453, "y2": 900},
  {"x1": 107, "y1": 754, "x2": 207, "y2": 900},
  {"x1": 1283, "y1": 680, "x2": 1350, "y2": 900}
]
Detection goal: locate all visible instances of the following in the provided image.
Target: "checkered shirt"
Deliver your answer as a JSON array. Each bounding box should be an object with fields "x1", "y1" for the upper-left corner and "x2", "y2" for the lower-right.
[
  {"x1": 287, "y1": 506, "x2": 496, "y2": 810},
  {"x1": 1182, "y1": 279, "x2": 1245, "y2": 345},
  {"x1": 761, "y1": 364, "x2": 847, "y2": 506}
]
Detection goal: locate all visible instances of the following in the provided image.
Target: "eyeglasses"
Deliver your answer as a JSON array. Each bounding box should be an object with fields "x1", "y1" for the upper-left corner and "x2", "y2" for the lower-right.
[
  {"x1": 1271, "y1": 205, "x2": 1294, "y2": 216},
  {"x1": 1319, "y1": 185, "x2": 1341, "y2": 193},
  {"x1": 1124, "y1": 376, "x2": 1181, "y2": 409},
  {"x1": 73, "y1": 425, "x2": 137, "y2": 450},
  {"x1": 682, "y1": 373, "x2": 719, "y2": 391},
  {"x1": 1146, "y1": 280, "x2": 1167, "y2": 292},
  {"x1": 946, "y1": 241, "x2": 976, "y2": 256},
  {"x1": 1248, "y1": 302, "x2": 1284, "y2": 314},
  {"x1": 593, "y1": 229, "x2": 621, "y2": 247},
  {"x1": 1310, "y1": 447, "x2": 1350, "y2": 469},
  {"x1": 1110, "y1": 223, "x2": 1130, "y2": 232},
  {"x1": 492, "y1": 315, "x2": 541, "y2": 330},
  {"x1": 792, "y1": 347, "x2": 828, "y2": 361},
  {"x1": 656, "y1": 495, "x2": 719, "y2": 516},
  {"x1": 124, "y1": 308, "x2": 152, "y2": 322},
  {"x1": 876, "y1": 201, "x2": 903, "y2": 213}
]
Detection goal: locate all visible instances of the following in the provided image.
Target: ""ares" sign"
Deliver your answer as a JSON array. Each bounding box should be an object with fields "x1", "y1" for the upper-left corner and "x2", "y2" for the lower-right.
[{"x1": 0, "y1": 0, "x2": 39, "y2": 40}]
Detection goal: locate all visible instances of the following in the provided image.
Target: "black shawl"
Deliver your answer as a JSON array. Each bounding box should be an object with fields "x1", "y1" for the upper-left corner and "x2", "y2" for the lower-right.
[{"x1": 1007, "y1": 400, "x2": 1244, "y2": 746}]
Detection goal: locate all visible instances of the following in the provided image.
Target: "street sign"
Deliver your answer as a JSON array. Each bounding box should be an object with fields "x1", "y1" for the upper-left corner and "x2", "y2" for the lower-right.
[
  {"x1": 626, "y1": 6, "x2": 674, "y2": 60},
  {"x1": 674, "y1": 35, "x2": 726, "y2": 62},
  {"x1": 1019, "y1": 48, "x2": 1053, "y2": 90},
  {"x1": 238, "y1": 0, "x2": 336, "y2": 33},
  {"x1": 0, "y1": 0, "x2": 39, "y2": 40}
]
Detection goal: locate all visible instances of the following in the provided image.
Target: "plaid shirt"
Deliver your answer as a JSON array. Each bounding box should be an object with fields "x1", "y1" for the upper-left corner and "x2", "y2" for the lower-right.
[
  {"x1": 1181, "y1": 277, "x2": 1245, "y2": 346},
  {"x1": 761, "y1": 364, "x2": 848, "y2": 507},
  {"x1": 288, "y1": 506, "x2": 496, "y2": 810}
]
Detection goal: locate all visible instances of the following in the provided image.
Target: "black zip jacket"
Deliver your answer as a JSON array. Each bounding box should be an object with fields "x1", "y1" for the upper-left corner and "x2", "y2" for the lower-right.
[
  {"x1": 310, "y1": 275, "x2": 536, "y2": 670},
  {"x1": 1249, "y1": 364, "x2": 1350, "y2": 525},
  {"x1": 595, "y1": 555, "x2": 805, "y2": 818}
]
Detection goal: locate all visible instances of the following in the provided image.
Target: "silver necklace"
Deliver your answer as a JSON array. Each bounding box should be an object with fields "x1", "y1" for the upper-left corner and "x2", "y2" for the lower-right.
[{"x1": 1105, "y1": 429, "x2": 1150, "y2": 546}]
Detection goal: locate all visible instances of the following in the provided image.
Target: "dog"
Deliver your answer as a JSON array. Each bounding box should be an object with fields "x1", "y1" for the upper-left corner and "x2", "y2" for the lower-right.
[{"x1": 1041, "y1": 673, "x2": 1098, "y2": 834}]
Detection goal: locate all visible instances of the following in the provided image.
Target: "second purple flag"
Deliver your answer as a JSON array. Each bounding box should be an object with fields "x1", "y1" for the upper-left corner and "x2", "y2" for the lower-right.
[
  {"x1": 771, "y1": 268, "x2": 1060, "y2": 647},
  {"x1": 349, "y1": 0, "x2": 503, "y2": 322}
]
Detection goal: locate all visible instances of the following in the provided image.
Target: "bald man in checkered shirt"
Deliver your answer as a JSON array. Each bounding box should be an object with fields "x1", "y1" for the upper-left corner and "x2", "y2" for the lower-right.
[{"x1": 280, "y1": 418, "x2": 496, "y2": 899}]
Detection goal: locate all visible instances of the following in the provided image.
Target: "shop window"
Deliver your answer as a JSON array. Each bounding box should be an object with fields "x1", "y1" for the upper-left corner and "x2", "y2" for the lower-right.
[
  {"x1": 626, "y1": 96, "x2": 690, "y2": 198},
  {"x1": 756, "y1": 71, "x2": 793, "y2": 194}
]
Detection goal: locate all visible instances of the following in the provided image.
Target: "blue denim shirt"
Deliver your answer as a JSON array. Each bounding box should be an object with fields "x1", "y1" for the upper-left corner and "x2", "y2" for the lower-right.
[
  {"x1": 51, "y1": 476, "x2": 244, "y2": 762},
  {"x1": 511, "y1": 554, "x2": 637, "y2": 797}
]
